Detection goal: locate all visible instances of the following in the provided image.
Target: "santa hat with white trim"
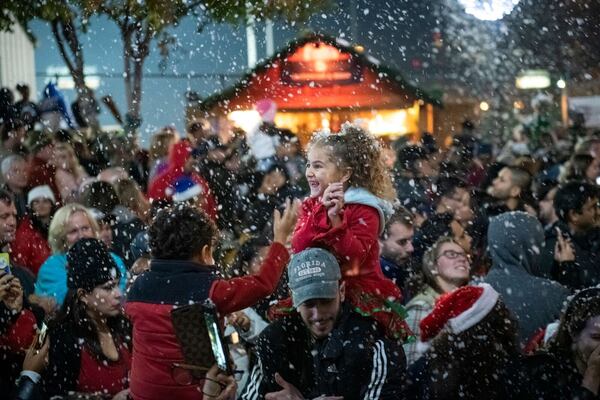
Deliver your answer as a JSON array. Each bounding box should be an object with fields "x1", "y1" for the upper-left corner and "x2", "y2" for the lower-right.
[{"x1": 416, "y1": 283, "x2": 499, "y2": 354}]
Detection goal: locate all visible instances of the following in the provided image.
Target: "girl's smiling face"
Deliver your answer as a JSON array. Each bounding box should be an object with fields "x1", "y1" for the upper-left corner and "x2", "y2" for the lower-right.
[{"x1": 305, "y1": 145, "x2": 349, "y2": 198}]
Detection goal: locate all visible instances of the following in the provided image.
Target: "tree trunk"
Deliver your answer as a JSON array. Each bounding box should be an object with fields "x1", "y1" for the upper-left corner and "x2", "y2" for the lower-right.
[{"x1": 51, "y1": 18, "x2": 100, "y2": 133}]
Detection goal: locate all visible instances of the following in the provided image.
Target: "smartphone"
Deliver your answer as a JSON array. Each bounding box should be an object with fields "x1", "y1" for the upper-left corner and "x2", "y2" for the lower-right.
[
  {"x1": 0, "y1": 253, "x2": 11, "y2": 275},
  {"x1": 204, "y1": 309, "x2": 231, "y2": 374},
  {"x1": 37, "y1": 322, "x2": 48, "y2": 349}
]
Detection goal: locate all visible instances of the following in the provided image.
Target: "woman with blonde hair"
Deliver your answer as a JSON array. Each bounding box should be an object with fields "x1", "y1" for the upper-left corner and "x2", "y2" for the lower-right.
[
  {"x1": 403, "y1": 236, "x2": 471, "y2": 365},
  {"x1": 34, "y1": 203, "x2": 127, "y2": 307},
  {"x1": 52, "y1": 142, "x2": 89, "y2": 203}
]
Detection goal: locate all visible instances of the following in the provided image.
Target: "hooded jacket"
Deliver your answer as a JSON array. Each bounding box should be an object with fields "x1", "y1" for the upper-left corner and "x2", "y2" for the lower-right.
[
  {"x1": 147, "y1": 140, "x2": 217, "y2": 220},
  {"x1": 484, "y1": 212, "x2": 569, "y2": 343}
]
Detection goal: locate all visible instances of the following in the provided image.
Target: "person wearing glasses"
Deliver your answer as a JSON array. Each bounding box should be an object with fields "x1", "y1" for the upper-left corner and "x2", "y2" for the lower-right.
[{"x1": 403, "y1": 237, "x2": 471, "y2": 365}]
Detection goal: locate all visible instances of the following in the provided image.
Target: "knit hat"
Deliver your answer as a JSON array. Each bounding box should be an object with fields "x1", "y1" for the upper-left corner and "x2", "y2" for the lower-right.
[
  {"x1": 27, "y1": 185, "x2": 56, "y2": 206},
  {"x1": 67, "y1": 238, "x2": 119, "y2": 291},
  {"x1": 255, "y1": 99, "x2": 277, "y2": 123},
  {"x1": 171, "y1": 176, "x2": 203, "y2": 203},
  {"x1": 288, "y1": 248, "x2": 341, "y2": 308},
  {"x1": 419, "y1": 284, "x2": 499, "y2": 347}
]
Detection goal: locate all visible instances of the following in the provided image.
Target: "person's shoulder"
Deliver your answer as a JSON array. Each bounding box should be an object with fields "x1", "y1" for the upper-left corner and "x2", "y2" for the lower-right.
[{"x1": 257, "y1": 313, "x2": 304, "y2": 346}]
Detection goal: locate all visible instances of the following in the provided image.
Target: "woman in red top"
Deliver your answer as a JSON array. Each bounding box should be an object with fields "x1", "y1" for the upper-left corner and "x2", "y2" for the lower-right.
[
  {"x1": 291, "y1": 123, "x2": 410, "y2": 340},
  {"x1": 44, "y1": 238, "x2": 131, "y2": 399},
  {"x1": 11, "y1": 185, "x2": 55, "y2": 276}
]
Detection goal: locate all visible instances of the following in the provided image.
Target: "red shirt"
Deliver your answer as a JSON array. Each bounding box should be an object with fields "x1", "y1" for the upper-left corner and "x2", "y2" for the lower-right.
[{"x1": 77, "y1": 344, "x2": 131, "y2": 396}]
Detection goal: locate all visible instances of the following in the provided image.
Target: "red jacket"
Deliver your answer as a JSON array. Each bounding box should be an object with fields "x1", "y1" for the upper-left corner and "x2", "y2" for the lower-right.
[
  {"x1": 11, "y1": 216, "x2": 51, "y2": 277},
  {"x1": 0, "y1": 308, "x2": 37, "y2": 352},
  {"x1": 147, "y1": 141, "x2": 217, "y2": 220},
  {"x1": 125, "y1": 243, "x2": 289, "y2": 400},
  {"x1": 291, "y1": 197, "x2": 402, "y2": 301}
]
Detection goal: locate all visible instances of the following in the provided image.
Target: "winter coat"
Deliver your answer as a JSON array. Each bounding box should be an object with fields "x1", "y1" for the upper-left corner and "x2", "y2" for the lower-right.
[
  {"x1": 540, "y1": 220, "x2": 600, "y2": 290},
  {"x1": 11, "y1": 216, "x2": 51, "y2": 277},
  {"x1": 34, "y1": 252, "x2": 127, "y2": 307},
  {"x1": 504, "y1": 352, "x2": 599, "y2": 399},
  {"x1": 484, "y1": 212, "x2": 569, "y2": 343},
  {"x1": 125, "y1": 243, "x2": 289, "y2": 400},
  {"x1": 241, "y1": 304, "x2": 406, "y2": 400},
  {"x1": 147, "y1": 140, "x2": 217, "y2": 220},
  {"x1": 292, "y1": 188, "x2": 400, "y2": 301},
  {"x1": 111, "y1": 205, "x2": 147, "y2": 268}
]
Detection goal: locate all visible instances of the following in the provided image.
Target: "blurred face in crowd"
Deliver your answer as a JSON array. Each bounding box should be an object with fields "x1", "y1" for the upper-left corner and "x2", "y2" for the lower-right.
[
  {"x1": 0, "y1": 200, "x2": 17, "y2": 244},
  {"x1": 306, "y1": 145, "x2": 350, "y2": 198},
  {"x1": 451, "y1": 219, "x2": 472, "y2": 252},
  {"x1": 298, "y1": 283, "x2": 345, "y2": 340},
  {"x1": 434, "y1": 241, "x2": 471, "y2": 288},
  {"x1": 53, "y1": 147, "x2": 71, "y2": 170},
  {"x1": 586, "y1": 157, "x2": 600, "y2": 183},
  {"x1": 571, "y1": 197, "x2": 599, "y2": 232},
  {"x1": 415, "y1": 157, "x2": 436, "y2": 178},
  {"x1": 81, "y1": 278, "x2": 122, "y2": 318},
  {"x1": 380, "y1": 222, "x2": 414, "y2": 265},
  {"x1": 31, "y1": 198, "x2": 53, "y2": 219},
  {"x1": 5, "y1": 159, "x2": 29, "y2": 191},
  {"x1": 37, "y1": 143, "x2": 55, "y2": 162},
  {"x1": 260, "y1": 168, "x2": 287, "y2": 195},
  {"x1": 489, "y1": 168, "x2": 516, "y2": 200},
  {"x1": 66, "y1": 211, "x2": 95, "y2": 248},
  {"x1": 439, "y1": 187, "x2": 473, "y2": 223},
  {"x1": 573, "y1": 315, "x2": 600, "y2": 370},
  {"x1": 98, "y1": 222, "x2": 113, "y2": 249},
  {"x1": 538, "y1": 187, "x2": 558, "y2": 226}
]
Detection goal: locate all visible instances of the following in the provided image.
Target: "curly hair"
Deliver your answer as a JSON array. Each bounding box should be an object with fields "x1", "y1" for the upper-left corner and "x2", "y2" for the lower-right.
[
  {"x1": 148, "y1": 203, "x2": 217, "y2": 260},
  {"x1": 308, "y1": 123, "x2": 396, "y2": 201}
]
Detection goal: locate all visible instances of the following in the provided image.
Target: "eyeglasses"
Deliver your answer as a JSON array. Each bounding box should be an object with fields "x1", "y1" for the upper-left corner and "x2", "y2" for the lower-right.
[{"x1": 437, "y1": 250, "x2": 470, "y2": 261}]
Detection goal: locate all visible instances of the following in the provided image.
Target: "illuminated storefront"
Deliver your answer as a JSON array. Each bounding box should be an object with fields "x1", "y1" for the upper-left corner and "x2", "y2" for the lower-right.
[{"x1": 189, "y1": 34, "x2": 440, "y2": 144}]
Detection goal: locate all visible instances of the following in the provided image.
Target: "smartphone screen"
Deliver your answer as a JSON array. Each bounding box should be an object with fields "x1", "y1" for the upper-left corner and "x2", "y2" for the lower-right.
[
  {"x1": 204, "y1": 312, "x2": 229, "y2": 372},
  {"x1": 0, "y1": 253, "x2": 11, "y2": 275},
  {"x1": 37, "y1": 323, "x2": 48, "y2": 349}
]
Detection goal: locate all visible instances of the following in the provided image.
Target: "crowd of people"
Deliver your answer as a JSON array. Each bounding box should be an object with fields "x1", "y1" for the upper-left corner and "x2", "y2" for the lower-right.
[{"x1": 1, "y1": 87, "x2": 600, "y2": 400}]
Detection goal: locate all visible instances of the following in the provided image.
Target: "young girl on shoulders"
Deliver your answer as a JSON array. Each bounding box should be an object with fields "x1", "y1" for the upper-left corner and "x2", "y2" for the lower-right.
[{"x1": 291, "y1": 122, "x2": 410, "y2": 340}]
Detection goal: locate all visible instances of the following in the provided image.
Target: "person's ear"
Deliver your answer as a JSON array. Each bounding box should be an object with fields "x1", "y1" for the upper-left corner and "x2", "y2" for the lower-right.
[
  {"x1": 509, "y1": 185, "x2": 521, "y2": 199},
  {"x1": 339, "y1": 281, "x2": 346, "y2": 303},
  {"x1": 569, "y1": 209, "x2": 580, "y2": 225},
  {"x1": 201, "y1": 244, "x2": 214, "y2": 264},
  {"x1": 340, "y1": 167, "x2": 352, "y2": 184},
  {"x1": 77, "y1": 288, "x2": 87, "y2": 305}
]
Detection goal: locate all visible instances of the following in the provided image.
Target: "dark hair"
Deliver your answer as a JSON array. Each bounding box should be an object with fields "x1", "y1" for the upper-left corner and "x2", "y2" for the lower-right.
[
  {"x1": 563, "y1": 154, "x2": 594, "y2": 183},
  {"x1": 426, "y1": 299, "x2": 519, "y2": 399},
  {"x1": 0, "y1": 188, "x2": 13, "y2": 205},
  {"x1": 434, "y1": 176, "x2": 469, "y2": 206},
  {"x1": 1, "y1": 118, "x2": 25, "y2": 142},
  {"x1": 395, "y1": 145, "x2": 428, "y2": 175},
  {"x1": 413, "y1": 212, "x2": 454, "y2": 259},
  {"x1": 382, "y1": 205, "x2": 413, "y2": 239},
  {"x1": 149, "y1": 204, "x2": 217, "y2": 260},
  {"x1": 52, "y1": 288, "x2": 130, "y2": 362},
  {"x1": 554, "y1": 181, "x2": 599, "y2": 222},
  {"x1": 548, "y1": 288, "x2": 600, "y2": 361},
  {"x1": 81, "y1": 181, "x2": 120, "y2": 215}
]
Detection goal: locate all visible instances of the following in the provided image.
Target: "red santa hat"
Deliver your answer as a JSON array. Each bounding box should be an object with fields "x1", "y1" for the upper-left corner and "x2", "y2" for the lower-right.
[
  {"x1": 417, "y1": 284, "x2": 499, "y2": 353},
  {"x1": 255, "y1": 99, "x2": 277, "y2": 123}
]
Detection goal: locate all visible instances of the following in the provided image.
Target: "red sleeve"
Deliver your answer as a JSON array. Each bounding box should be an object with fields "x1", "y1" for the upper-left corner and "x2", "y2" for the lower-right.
[
  {"x1": 0, "y1": 309, "x2": 37, "y2": 352},
  {"x1": 305, "y1": 204, "x2": 380, "y2": 274},
  {"x1": 209, "y1": 242, "x2": 289, "y2": 315}
]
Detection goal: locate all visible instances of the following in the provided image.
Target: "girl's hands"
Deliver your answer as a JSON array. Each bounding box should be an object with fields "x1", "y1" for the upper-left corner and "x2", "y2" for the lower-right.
[{"x1": 322, "y1": 183, "x2": 344, "y2": 227}]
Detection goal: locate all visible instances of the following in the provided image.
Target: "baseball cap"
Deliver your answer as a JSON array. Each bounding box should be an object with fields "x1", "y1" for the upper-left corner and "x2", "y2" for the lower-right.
[{"x1": 288, "y1": 248, "x2": 341, "y2": 308}]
